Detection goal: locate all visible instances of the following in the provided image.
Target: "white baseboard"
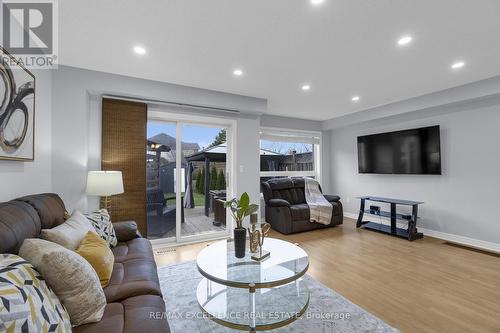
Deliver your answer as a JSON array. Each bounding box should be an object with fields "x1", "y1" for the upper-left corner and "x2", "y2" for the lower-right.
[
  {"x1": 343, "y1": 212, "x2": 500, "y2": 254},
  {"x1": 416, "y1": 228, "x2": 500, "y2": 253},
  {"x1": 150, "y1": 234, "x2": 230, "y2": 250}
]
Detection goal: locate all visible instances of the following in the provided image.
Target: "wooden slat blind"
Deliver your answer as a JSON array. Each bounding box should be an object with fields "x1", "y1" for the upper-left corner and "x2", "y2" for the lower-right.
[{"x1": 101, "y1": 98, "x2": 147, "y2": 235}]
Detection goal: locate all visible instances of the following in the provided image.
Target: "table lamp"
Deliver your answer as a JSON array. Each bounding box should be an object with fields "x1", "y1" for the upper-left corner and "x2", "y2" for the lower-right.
[{"x1": 86, "y1": 171, "x2": 124, "y2": 214}]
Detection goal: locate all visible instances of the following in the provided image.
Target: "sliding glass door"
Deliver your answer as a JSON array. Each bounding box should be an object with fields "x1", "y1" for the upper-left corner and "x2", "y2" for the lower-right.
[
  {"x1": 180, "y1": 124, "x2": 229, "y2": 238},
  {"x1": 146, "y1": 114, "x2": 233, "y2": 244},
  {"x1": 146, "y1": 121, "x2": 177, "y2": 240}
]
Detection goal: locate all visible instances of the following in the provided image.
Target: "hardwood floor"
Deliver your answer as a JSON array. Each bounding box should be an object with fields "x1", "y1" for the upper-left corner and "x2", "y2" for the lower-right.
[{"x1": 154, "y1": 218, "x2": 500, "y2": 333}]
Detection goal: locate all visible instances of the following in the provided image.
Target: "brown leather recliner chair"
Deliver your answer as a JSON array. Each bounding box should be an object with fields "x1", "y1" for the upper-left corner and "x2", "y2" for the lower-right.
[
  {"x1": 261, "y1": 178, "x2": 343, "y2": 234},
  {"x1": 0, "y1": 193, "x2": 170, "y2": 333}
]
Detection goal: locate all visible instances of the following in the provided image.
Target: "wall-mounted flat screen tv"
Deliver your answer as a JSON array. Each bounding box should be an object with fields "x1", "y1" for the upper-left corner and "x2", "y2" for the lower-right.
[{"x1": 357, "y1": 125, "x2": 441, "y2": 175}]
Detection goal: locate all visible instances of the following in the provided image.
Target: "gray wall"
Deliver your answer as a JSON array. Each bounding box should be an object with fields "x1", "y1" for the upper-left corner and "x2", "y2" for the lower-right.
[
  {"x1": 0, "y1": 64, "x2": 319, "y2": 228},
  {"x1": 51, "y1": 66, "x2": 266, "y2": 213},
  {"x1": 7, "y1": 64, "x2": 497, "y2": 248},
  {"x1": 0, "y1": 69, "x2": 53, "y2": 201},
  {"x1": 328, "y1": 96, "x2": 500, "y2": 244}
]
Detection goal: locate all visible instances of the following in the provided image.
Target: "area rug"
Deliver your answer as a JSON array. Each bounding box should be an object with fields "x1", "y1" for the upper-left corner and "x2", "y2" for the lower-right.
[{"x1": 158, "y1": 261, "x2": 398, "y2": 333}]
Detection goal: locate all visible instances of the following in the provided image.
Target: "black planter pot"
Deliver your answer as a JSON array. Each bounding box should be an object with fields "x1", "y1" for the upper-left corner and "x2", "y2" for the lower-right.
[{"x1": 233, "y1": 228, "x2": 247, "y2": 258}]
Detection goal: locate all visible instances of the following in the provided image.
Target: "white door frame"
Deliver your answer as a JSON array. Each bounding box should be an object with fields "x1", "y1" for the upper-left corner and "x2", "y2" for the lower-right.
[{"x1": 148, "y1": 110, "x2": 236, "y2": 247}]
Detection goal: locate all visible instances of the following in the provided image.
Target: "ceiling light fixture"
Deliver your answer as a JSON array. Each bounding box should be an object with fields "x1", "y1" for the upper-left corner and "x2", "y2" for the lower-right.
[
  {"x1": 301, "y1": 84, "x2": 311, "y2": 91},
  {"x1": 397, "y1": 36, "x2": 412, "y2": 46},
  {"x1": 451, "y1": 61, "x2": 465, "y2": 69},
  {"x1": 133, "y1": 46, "x2": 146, "y2": 55},
  {"x1": 311, "y1": 0, "x2": 324, "y2": 5},
  {"x1": 351, "y1": 96, "x2": 360, "y2": 102},
  {"x1": 233, "y1": 69, "x2": 243, "y2": 76}
]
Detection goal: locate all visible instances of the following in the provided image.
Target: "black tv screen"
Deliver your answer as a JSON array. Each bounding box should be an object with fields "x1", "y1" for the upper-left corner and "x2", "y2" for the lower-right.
[{"x1": 357, "y1": 125, "x2": 441, "y2": 175}]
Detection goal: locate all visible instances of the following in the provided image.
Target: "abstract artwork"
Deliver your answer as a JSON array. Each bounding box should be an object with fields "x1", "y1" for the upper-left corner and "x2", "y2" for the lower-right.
[{"x1": 0, "y1": 47, "x2": 35, "y2": 161}]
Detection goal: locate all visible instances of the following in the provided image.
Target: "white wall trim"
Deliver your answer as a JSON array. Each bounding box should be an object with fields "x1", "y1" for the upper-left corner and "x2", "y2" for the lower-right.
[
  {"x1": 260, "y1": 126, "x2": 322, "y2": 136},
  {"x1": 416, "y1": 227, "x2": 500, "y2": 254},
  {"x1": 344, "y1": 212, "x2": 500, "y2": 254},
  {"x1": 344, "y1": 212, "x2": 359, "y2": 219}
]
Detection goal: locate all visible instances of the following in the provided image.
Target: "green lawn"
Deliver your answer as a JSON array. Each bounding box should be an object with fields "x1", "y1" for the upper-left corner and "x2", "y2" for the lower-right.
[
  {"x1": 165, "y1": 192, "x2": 205, "y2": 207},
  {"x1": 193, "y1": 192, "x2": 205, "y2": 206}
]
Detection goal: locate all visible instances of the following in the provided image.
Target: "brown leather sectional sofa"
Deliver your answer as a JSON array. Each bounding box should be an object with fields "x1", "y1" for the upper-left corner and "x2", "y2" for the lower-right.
[
  {"x1": 262, "y1": 178, "x2": 343, "y2": 234},
  {"x1": 0, "y1": 193, "x2": 170, "y2": 333}
]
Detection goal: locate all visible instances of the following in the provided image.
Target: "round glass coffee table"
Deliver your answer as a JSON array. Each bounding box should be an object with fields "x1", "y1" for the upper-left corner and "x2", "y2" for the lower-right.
[{"x1": 196, "y1": 238, "x2": 310, "y2": 332}]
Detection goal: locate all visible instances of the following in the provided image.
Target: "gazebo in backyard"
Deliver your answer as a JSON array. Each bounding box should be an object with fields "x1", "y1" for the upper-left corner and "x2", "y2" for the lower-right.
[{"x1": 185, "y1": 143, "x2": 281, "y2": 216}]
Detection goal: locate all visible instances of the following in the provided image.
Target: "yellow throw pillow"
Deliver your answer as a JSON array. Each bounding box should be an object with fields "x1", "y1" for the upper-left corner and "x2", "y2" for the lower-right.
[{"x1": 76, "y1": 231, "x2": 114, "y2": 287}]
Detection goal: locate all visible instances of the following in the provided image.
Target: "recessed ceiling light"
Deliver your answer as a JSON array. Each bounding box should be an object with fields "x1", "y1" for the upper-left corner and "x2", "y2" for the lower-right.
[
  {"x1": 397, "y1": 36, "x2": 412, "y2": 46},
  {"x1": 451, "y1": 61, "x2": 465, "y2": 69},
  {"x1": 351, "y1": 96, "x2": 360, "y2": 102},
  {"x1": 133, "y1": 46, "x2": 146, "y2": 55},
  {"x1": 301, "y1": 84, "x2": 311, "y2": 91},
  {"x1": 233, "y1": 69, "x2": 243, "y2": 76},
  {"x1": 311, "y1": 0, "x2": 324, "y2": 5}
]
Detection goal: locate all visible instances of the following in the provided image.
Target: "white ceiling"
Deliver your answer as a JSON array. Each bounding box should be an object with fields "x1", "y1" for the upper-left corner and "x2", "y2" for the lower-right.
[{"x1": 59, "y1": 0, "x2": 500, "y2": 121}]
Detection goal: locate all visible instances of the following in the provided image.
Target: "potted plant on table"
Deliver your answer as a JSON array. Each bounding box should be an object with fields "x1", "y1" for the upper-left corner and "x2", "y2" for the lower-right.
[{"x1": 224, "y1": 192, "x2": 259, "y2": 258}]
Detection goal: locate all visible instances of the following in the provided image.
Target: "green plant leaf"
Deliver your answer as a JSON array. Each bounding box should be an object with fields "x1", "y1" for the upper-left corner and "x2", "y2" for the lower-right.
[
  {"x1": 239, "y1": 192, "x2": 249, "y2": 209},
  {"x1": 224, "y1": 192, "x2": 258, "y2": 229},
  {"x1": 237, "y1": 208, "x2": 244, "y2": 221}
]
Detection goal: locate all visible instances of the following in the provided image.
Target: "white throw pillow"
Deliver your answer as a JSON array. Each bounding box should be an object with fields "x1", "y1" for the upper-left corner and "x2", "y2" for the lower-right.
[
  {"x1": 85, "y1": 209, "x2": 118, "y2": 247},
  {"x1": 41, "y1": 210, "x2": 95, "y2": 250},
  {"x1": 19, "y1": 238, "x2": 106, "y2": 327}
]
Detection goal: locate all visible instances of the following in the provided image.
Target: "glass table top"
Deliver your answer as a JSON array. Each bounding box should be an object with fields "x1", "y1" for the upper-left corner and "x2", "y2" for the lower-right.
[
  {"x1": 196, "y1": 238, "x2": 309, "y2": 288},
  {"x1": 197, "y1": 278, "x2": 310, "y2": 330}
]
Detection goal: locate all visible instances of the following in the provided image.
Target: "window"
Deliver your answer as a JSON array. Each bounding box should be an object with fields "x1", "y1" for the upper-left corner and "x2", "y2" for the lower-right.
[{"x1": 259, "y1": 128, "x2": 321, "y2": 184}]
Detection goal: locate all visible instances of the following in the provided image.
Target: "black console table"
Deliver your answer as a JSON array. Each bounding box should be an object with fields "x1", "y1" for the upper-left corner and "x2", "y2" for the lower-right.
[{"x1": 356, "y1": 196, "x2": 424, "y2": 241}]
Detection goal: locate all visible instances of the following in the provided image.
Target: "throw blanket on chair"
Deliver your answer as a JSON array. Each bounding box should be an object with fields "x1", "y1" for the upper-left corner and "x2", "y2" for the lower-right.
[{"x1": 304, "y1": 177, "x2": 333, "y2": 225}]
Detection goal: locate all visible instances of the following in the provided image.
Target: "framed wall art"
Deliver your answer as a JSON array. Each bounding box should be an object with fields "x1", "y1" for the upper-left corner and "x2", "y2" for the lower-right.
[{"x1": 0, "y1": 47, "x2": 35, "y2": 161}]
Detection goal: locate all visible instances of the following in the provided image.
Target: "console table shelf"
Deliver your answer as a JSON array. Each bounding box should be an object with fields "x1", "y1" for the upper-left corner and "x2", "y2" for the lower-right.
[
  {"x1": 357, "y1": 196, "x2": 424, "y2": 241},
  {"x1": 362, "y1": 210, "x2": 416, "y2": 221}
]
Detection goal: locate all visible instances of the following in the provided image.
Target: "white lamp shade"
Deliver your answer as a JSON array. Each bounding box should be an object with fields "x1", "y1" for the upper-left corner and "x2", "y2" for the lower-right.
[{"x1": 86, "y1": 171, "x2": 124, "y2": 196}]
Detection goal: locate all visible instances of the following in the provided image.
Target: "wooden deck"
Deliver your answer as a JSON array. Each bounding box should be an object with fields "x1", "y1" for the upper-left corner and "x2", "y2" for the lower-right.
[{"x1": 147, "y1": 206, "x2": 225, "y2": 239}]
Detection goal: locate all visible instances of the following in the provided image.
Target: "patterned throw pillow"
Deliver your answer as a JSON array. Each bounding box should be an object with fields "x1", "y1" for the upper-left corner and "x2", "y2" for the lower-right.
[
  {"x1": 0, "y1": 254, "x2": 72, "y2": 333},
  {"x1": 85, "y1": 209, "x2": 118, "y2": 247}
]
